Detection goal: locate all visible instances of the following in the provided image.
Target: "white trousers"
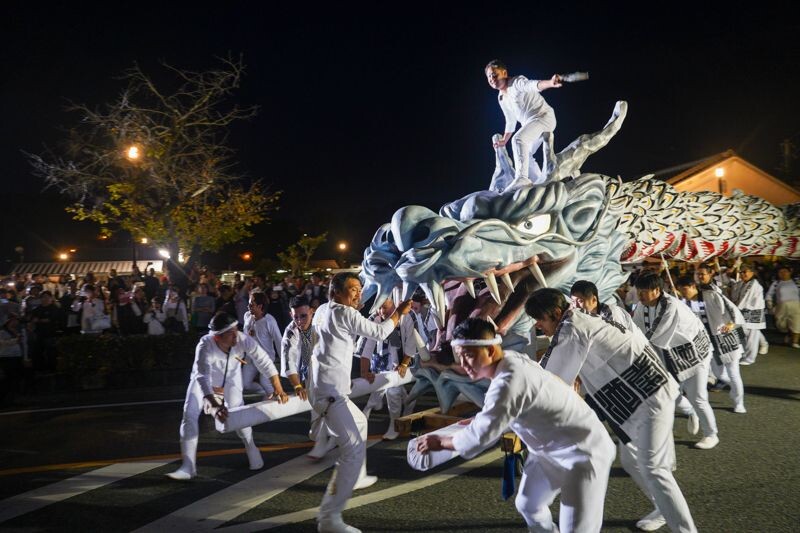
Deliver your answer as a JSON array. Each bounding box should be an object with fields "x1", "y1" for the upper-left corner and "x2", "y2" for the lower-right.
[
  {"x1": 618, "y1": 390, "x2": 697, "y2": 533},
  {"x1": 364, "y1": 385, "x2": 407, "y2": 419},
  {"x1": 710, "y1": 357, "x2": 745, "y2": 409},
  {"x1": 315, "y1": 395, "x2": 368, "y2": 520},
  {"x1": 742, "y1": 328, "x2": 766, "y2": 363},
  {"x1": 515, "y1": 441, "x2": 615, "y2": 533},
  {"x1": 179, "y1": 384, "x2": 254, "y2": 470},
  {"x1": 241, "y1": 362, "x2": 274, "y2": 395},
  {"x1": 511, "y1": 114, "x2": 556, "y2": 182},
  {"x1": 675, "y1": 359, "x2": 718, "y2": 437}
]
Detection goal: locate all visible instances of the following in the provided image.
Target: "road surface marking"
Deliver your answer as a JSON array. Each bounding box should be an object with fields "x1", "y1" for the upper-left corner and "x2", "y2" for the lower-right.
[
  {"x1": 134, "y1": 442, "x2": 378, "y2": 532},
  {"x1": 220, "y1": 449, "x2": 503, "y2": 532},
  {"x1": 0, "y1": 460, "x2": 171, "y2": 524}
]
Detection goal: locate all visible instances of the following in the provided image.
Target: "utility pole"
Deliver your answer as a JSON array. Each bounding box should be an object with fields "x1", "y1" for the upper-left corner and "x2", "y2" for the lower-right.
[{"x1": 778, "y1": 138, "x2": 798, "y2": 185}]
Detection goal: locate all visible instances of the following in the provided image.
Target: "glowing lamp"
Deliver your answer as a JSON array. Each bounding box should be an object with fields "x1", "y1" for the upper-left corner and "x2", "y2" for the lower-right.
[{"x1": 714, "y1": 167, "x2": 724, "y2": 178}]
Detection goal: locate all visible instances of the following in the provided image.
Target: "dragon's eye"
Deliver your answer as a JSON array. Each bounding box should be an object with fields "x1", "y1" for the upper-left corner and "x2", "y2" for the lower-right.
[{"x1": 516, "y1": 214, "x2": 550, "y2": 236}]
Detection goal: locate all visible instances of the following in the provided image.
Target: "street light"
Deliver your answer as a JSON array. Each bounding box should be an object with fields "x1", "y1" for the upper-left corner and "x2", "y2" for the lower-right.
[
  {"x1": 158, "y1": 249, "x2": 171, "y2": 259},
  {"x1": 58, "y1": 252, "x2": 69, "y2": 261},
  {"x1": 126, "y1": 145, "x2": 141, "y2": 161},
  {"x1": 140, "y1": 238, "x2": 148, "y2": 244},
  {"x1": 714, "y1": 167, "x2": 725, "y2": 178},
  {"x1": 241, "y1": 252, "x2": 252, "y2": 261},
  {"x1": 338, "y1": 241, "x2": 348, "y2": 251}
]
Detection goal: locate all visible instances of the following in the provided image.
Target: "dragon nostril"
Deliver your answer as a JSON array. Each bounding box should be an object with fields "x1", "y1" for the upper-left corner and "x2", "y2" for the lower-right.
[
  {"x1": 386, "y1": 232, "x2": 394, "y2": 244},
  {"x1": 411, "y1": 225, "x2": 430, "y2": 245}
]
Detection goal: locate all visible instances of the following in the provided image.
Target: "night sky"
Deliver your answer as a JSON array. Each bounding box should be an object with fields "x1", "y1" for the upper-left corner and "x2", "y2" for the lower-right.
[{"x1": 2, "y1": 2, "x2": 799, "y2": 269}]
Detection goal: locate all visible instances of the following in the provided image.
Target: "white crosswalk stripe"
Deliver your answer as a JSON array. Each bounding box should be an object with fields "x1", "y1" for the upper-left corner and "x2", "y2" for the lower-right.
[{"x1": 0, "y1": 460, "x2": 172, "y2": 524}]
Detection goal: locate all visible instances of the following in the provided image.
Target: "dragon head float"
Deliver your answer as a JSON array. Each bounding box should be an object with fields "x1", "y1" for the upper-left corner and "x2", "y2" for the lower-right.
[{"x1": 360, "y1": 101, "x2": 799, "y2": 348}]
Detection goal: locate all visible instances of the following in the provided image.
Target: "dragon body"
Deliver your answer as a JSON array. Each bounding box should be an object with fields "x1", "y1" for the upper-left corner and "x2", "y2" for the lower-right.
[{"x1": 360, "y1": 101, "x2": 800, "y2": 347}]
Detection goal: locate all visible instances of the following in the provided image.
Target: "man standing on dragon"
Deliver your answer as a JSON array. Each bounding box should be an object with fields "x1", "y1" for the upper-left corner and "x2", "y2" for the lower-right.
[{"x1": 486, "y1": 59, "x2": 562, "y2": 186}]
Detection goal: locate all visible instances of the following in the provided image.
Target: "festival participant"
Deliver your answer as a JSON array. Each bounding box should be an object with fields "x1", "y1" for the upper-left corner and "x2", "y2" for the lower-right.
[
  {"x1": 526, "y1": 288, "x2": 697, "y2": 533},
  {"x1": 486, "y1": 59, "x2": 562, "y2": 185},
  {"x1": 356, "y1": 297, "x2": 416, "y2": 440},
  {"x1": 311, "y1": 272, "x2": 412, "y2": 533},
  {"x1": 281, "y1": 295, "x2": 334, "y2": 460},
  {"x1": 242, "y1": 291, "x2": 283, "y2": 395},
  {"x1": 632, "y1": 272, "x2": 719, "y2": 449},
  {"x1": 416, "y1": 318, "x2": 615, "y2": 533},
  {"x1": 765, "y1": 265, "x2": 800, "y2": 348},
  {"x1": 166, "y1": 312, "x2": 289, "y2": 481},
  {"x1": 730, "y1": 263, "x2": 768, "y2": 364},
  {"x1": 675, "y1": 274, "x2": 747, "y2": 414},
  {"x1": 570, "y1": 280, "x2": 636, "y2": 331}
]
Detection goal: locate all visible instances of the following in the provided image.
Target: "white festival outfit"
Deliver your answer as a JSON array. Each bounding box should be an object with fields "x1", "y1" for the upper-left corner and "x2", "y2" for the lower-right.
[
  {"x1": 355, "y1": 313, "x2": 416, "y2": 437},
  {"x1": 281, "y1": 318, "x2": 332, "y2": 456},
  {"x1": 730, "y1": 278, "x2": 767, "y2": 363},
  {"x1": 542, "y1": 309, "x2": 697, "y2": 533},
  {"x1": 685, "y1": 287, "x2": 747, "y2": 411},
  {"x1": 309, "y1": 301, "x2": 397, "y2": 528},
  {"x1": 765, "y1": 279, "x2": 800, "y2": 335},
  {"x1": 170, "y1": 326, "x2": 279, "y2": 479},
  {"x1": 242, "y1": 311, "x2": 283, "y2": 395},
  {"x1": 450, "y1": 347, "x2": 615, "y2": 533},
  {"x1": 499, "y1": 75, "x2": 557, "y2": 185},
  {"x1": 633, "y1": 293, "x2": 718, "y2": 439}
]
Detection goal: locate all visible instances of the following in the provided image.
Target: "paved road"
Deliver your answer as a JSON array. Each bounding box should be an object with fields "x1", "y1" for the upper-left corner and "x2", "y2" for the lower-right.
[{"x1": 1, "y1": 336, "x2": 798, "y2": 532}]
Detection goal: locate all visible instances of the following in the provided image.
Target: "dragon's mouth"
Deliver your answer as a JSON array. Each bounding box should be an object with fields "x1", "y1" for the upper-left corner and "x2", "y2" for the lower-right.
[{"x1": 441, "y1": 253, "x2": 573, "y2": 338}]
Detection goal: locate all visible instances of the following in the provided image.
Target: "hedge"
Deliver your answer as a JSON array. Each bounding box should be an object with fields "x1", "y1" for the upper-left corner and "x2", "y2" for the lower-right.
[{"x1": 53, "y1": 332, "x2": 203, "y2": 390}]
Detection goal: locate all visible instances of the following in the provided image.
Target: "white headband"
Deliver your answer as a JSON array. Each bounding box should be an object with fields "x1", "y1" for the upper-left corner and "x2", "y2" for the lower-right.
[
  {"x1": 210, "y1": 320, "x2": 239, "y2": 336},
  {"x1": 451, "y1": 335, "x2": 502, "y2": 347}
]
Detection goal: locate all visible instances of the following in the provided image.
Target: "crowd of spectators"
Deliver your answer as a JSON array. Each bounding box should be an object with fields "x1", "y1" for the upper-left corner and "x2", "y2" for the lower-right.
[{"x1": 0, "y1": 263, "x2": 332, "y2": 403}]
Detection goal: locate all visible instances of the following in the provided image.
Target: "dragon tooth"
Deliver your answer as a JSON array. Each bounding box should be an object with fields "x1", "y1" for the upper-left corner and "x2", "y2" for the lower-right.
[
  {"x1": 401, "y1": 281, "x2": 418, "y2": 301},
  {"x1": 464, "y1": 279, "x2": 476, "y2": 298},
  {"x1": 485, "y1": 273, "x2": 502, "y2": 305},
  {"x1": 486, "y1": 316, "x2": 498, "y2": 330},
  {"x1": 501, "y1": 273, "x2": 514, "y2": 292},
  {"x1": 528, "y1": 263, "x2": 548, "y2": 288},
  {"x1": 432, "y1": 281, "x2": 447, "y2": 326}
]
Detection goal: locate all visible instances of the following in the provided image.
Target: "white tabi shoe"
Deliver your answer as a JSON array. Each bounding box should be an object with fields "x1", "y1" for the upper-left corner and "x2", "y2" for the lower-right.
[
  {"x1": 694, "y1": 434, "x2": 719, "y2": 450},
  {"x1": 308, "y1": 436, "x2": 337, "y2": 461},
  {"x1": 246, "y1": 443, "x2": 264, "y2": 470},
  {"x1": 739, "y1": 359, "x2": 754, "y2": 366},
  {"x1": 636, "y1": 509, "x2": 666, "y2": 531},
  {"x1": 318, "y1": 514, "x2": 362, "y2": 533},
  {"x1": 687, "y1": 413, "x2": 700, "y2": 435},
  {"x1": 758, "y1": 342, "x2": 769, "y2": 355},
  {"x1": 734, "y1": 404, "x2": 747, "y2": 414},
  {"x1": 382, "y1": 419, "x2": 399, "y2": 441},
  {"x1": 353, "y1": 474, "x2": 378, "y2": 490},
  {"x1": 166, "y1": 465, "x2": 195, "y2": 480}
]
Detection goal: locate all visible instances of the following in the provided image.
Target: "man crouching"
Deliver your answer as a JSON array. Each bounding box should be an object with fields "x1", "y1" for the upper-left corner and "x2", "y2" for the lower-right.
[
  {"x1": 416, "y1": 318, "x2": 615, "y2": 533},
  {"x1": 167, "y1": 312, "x2": 288, "y2": 480}
]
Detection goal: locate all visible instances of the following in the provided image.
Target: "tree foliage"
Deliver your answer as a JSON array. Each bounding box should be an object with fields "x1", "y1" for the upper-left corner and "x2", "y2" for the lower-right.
[
  {"x1": 277, "y1": 233, "x2": 328, "y2": 276},
  {"x1": 27, "y1": 55, "x2": 280, "y2": 266}
]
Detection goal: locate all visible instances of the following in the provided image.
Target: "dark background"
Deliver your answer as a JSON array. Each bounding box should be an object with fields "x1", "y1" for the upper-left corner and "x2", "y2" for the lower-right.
[{"x1": 2, "y1": 2, "x2": 798, "y2": 270}]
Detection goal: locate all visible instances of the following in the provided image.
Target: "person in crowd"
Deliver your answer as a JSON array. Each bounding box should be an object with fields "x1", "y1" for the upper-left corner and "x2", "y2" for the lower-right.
[
  {"x1": 417, "y1": 318, "x2": 616, "y2": 533},
  {"x1": 128, "y1": 286, "x2": 149, "y2": 334},
  {"x1": 190, "y1": 283, "x2": 216, "y2": 332},
  {"x1": 72, "y1": 284, "x2": 109, "y2": 334},
  {"x1": 163, "y1": 286, "x2": 189, "y2": 334},
  {"x1": 675, "y1": 273, "x2": 747, "y2": 414},
  {"x1": 234, "y1": 279, "x2": 252, "y2": 325},
  {"x1": 216, "y1": 284, "x2": 237, "y2": 318},
  {"x1": 29, "y1": 291, "x2": 63, "y2": 372},
  {"x1": 143, "y1": 297, "x2": 167, "y2": 335},
  {"x1": 59, "y1": 281, "x2": 81, "y2": 334},
  {"x1": 21, "y1": 284, "x2": 43, "y2": 319},
  {"x1": 730, "y1": 263, "x2": 769, "y2": 363},
  {"x1": 113, "y1": 287, "x2": 139, "y2": 335},
  {"x1": 570, "y1": 280, "x2": 636, "y2": 330},
  {"x1": 267, "y1": 288, "x2": 291, "y2": 331},
  {"x1": 633, "y1": 272, "x2": 719, "y2": 450},
  {"x1": 766, "y1": 265, "x2": 800, "y2": 348},
  {"x1": 143, "y1": 266, "x2": 159, "y2": 302},
  {"x1": 485, "y1": 59, "x2": 562, "y2": 186},
  {"x1": 526, "y1": 288, "x2": 697, "y2": 533},
  {"x1": 0, "y1": 313, "x2": 28, "y2": 404},
  {"x1": 241, "y1": 291, "x2": 283, "y2": 396},
  {"x1": 310, "y1": 272, "x2": 411, "y2": 533},
  {"x1": 166, "y1": 312, "x2": 289, "y2": 481},
  {"x1": 357, "y1": 297, "x2": 416, "y2": 440}
]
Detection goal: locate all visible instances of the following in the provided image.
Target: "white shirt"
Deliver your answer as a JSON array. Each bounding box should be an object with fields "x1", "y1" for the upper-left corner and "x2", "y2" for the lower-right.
[
  {"x1": 281, "y1": 321, "x2": 316, "y2": 378},
  {"x1": 766, "y1": 280, "x2": 800, "y2": 305},
  {"x1": 543, "y1": 309, "x2": 678, "y2": 441},
  {"x1": 452, "y1": 351, "x2": 613, "y2": 468},
  {"x1": 310, "y1": 301, "x2": 396, "y2": 398},
  {"x1": 730, "y1": 279, "x2": 766, "y2": 328},
  {"x1": 190, "y1": 331, "x2": 278, "y2": 398},
  {"x1": 243, "y1": 311, "x2": 282, "y2": 362},
  {"x1": 499, "y1": 75, "x2": 555, "y2": 132}
]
